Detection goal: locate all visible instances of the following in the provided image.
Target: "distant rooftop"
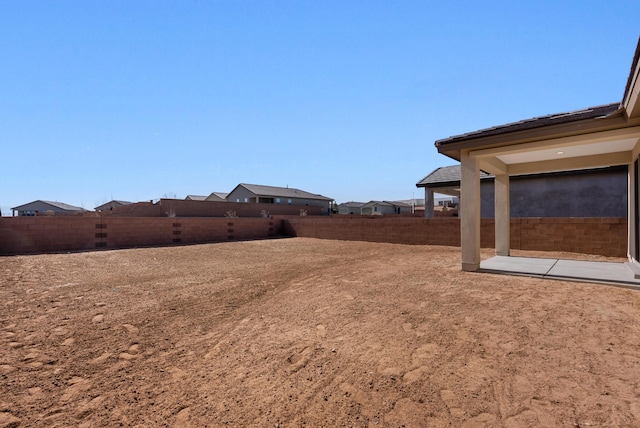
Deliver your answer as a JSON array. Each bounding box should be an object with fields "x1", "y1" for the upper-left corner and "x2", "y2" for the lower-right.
[
  {"x1": 339, "y1": 201, "x2": 366, "y2": 207},
  {"x1": 12, "y1": 200, "x2": 87, "y2": 212},
  {"x1": 416, "y1": 165, "x2": 493, "y2": 188},
  {"x1": 236, "y1": 183, "x2": 333, "y2": 201},
  {"x1": 209, "y1": 192, "x2": 229, "y2": 199},
  {"x1": 186, "y1": 195, "x2": 207, "y2": 201}
]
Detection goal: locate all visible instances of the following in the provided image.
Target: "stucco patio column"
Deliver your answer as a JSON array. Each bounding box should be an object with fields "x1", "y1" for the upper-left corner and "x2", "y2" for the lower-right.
[
  {"x1": 424, "y1": 188, "x2": 434, "y2": 218},
  {"x1": 494, "y1": 173, "x2": 510, "y2": 256},
  {"x1": 629, "y1": 158, "x2": 638, "y2": 261},
  {"x1": 460, "y1": 151, "x2": 481, "y2": 271}
]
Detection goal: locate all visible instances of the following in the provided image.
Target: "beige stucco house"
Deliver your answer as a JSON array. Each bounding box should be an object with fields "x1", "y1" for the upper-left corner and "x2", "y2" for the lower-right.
[
  {"x1": 435, "y1": 38, "x2": 640, "y2": 272},
  {"x1": 95, "y1": 200, "x2": 132, "y2": 212},
  {"x1": 12, "y1": 200, "x2": 87, "y2": 216},
  {"x1": 360, "y1": 200, "x2": 413, "y2": 215},
  {"x1": 205, "y1": 192, "x2": 229, "y2": 202},
  {"x1": 338, "y1": 201, "x2": 366, "y2": 215},
  {"x1": 226, "y1": 183, "x2": 333, "y2": 212}
]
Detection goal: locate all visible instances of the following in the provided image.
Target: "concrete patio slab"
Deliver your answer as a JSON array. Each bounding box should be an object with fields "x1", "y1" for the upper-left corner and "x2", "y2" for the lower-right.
[
  {"x1": 479, "y1": 256, "x2": 640, "y2": 289},
  {"x1": 549, "y1": 259, "x2": 636, "y2": 283},
  {"x1": 479, "y1": 256, "x2": 558, "y2": 276}
]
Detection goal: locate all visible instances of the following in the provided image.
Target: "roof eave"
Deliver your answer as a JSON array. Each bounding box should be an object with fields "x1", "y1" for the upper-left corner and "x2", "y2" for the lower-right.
[
  {"x1": 435, "y1": 113, "x2": 630, "y2": 161},
  {"x1": 622, "y1": 37, "x2": 640, "y2": 119}
]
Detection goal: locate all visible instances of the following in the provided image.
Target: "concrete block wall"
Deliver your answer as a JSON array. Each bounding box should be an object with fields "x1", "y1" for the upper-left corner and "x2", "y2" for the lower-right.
[
  {"x1": 0, "y1": 216, "x2": 627, "y2": 257},
  {"x1": 281, "y1": 217, "x2": 461, "y2": 246},
  {"x1": 0, "y1": 217, "x2": 97, "y2": 253},
  {"x1": 282, "y1": 216, "x2": 627, "y2": 257},
  {"x1": 0, "y1": 217, "x2": 282, "y2": 255},
  {"x1": 514, "y1": 217, "x2": 627, "y2": 256}
]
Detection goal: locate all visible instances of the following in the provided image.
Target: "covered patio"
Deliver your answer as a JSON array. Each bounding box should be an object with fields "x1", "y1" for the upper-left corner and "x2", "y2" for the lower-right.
[
  {"x1": 479, "y1": 256, "x2": 640, "y2": 289},
  {"x1": 435, "y1": 38, "x2": 640, "y2": 284}
]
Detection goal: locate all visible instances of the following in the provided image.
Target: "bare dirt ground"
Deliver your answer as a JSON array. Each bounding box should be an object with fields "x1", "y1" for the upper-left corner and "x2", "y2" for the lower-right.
[{"x1": 2, "y1": 237, "x2": 640, "y2": 427}]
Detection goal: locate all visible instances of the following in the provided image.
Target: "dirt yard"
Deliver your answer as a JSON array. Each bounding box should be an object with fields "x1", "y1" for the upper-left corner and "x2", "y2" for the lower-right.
[{"x1": 1, "y1": 238, "x2": 640, "y2": 427}]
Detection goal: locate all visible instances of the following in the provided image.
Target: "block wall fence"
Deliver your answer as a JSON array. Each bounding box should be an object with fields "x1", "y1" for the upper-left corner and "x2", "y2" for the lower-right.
[
  {"x1": 0, "y1": 216, "x2": 627, "y2": 257},
  {"x1": 0, "y1": 217, "x2": 281, "y2": 255},
  {"x1": 281, "y1": 216, "x2": 627, "y2": 257}
]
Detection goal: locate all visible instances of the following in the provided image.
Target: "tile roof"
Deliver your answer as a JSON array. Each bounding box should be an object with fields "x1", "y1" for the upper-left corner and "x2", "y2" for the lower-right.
[
  {"x1": 339, "y1": 201, "x2": 366, "y2": 207},
  {"x1": 94, "y1": 200, "x2": 132, "y2": 210},
  {"x1": 435, "y1": 102, "x2": 621, "y2": 146},
  {"x1": 362, "y1": 201, "x2": 393, "y2": 207},
  {"x1": 416, "y1": 165, "x2": 493, "y2": 187},
  {"x1": 12, "y1": 200, "x2": 86, "y2": 211},
  {"x1": 622, "y1": 37, "x2": 640, "y2": 110},
  {"x1": 42, "y1": 200, "x2": 86, "y2": 211},
  {"x1": 342, "y1": 200, "x2": 411, "y2": 208},
  {"x1": 362, "y1": 200, "x2": 411, "y2": 207},
  {"x1": 237, "y1": 183, "x2": 333, "y2": 201},
  {"x1": 210, "y1": 192, "x2": 229, "y2": 199},
  {"x1": 388, "y1": 200, "x2": 412, "y2": 207}
]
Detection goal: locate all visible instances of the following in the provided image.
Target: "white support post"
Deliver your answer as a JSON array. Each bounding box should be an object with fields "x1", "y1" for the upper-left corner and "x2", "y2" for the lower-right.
[
  {"x1": 460, "y1": 152, "x2": 481, "y2": 271},
  {"x1": 494, "y1": 173, "x2": 510, "y2": 256},
  {"x1": 629, "y1": 159, "x2": 637, "y2": 262},
  {"x1": 424, "y1": 188, "x2": 434, "y2": 218}
]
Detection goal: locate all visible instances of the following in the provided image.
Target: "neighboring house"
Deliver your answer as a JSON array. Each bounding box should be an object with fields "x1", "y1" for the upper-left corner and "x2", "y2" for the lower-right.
[
  {"x1": 11, "y1": 200, "x2": 86, "y2": 216},
  {"x1": 416, "y1": 165, "x2": 492, "y2": 219},
  {"x1": 338, "y1": 201, "x2": 365, "y2": 215},
  {"x1": 226, "y1": 184, "x2": 333, "y2": 211},
  {"x1": 95, "y1": 200, "x2": 133, "y2": 212},
  {"x1": 395, "y1": 198, "x2": 425, "y2": 209},
  {"x1": 433, "y1": 37, "x2": 640, "y2": 272},
  {"x1": 205, "y1": 192, "x2": 229, "y2": 202},
  {"x1": 435, "y1": 196, "x2": 459, "y2": 207},
  {"x1": 388, "y1": 201, "x2": 414, "y2": 214},
  {"x1": 185, "y1": 193, "x2": 228, "y2": 202},
  {"x1": 416, "y1": 164, "x2": 626, "y2": 218},
  {"x1": 394, "y1": 198, "x2": 425, "y2": 215},
  {"x1": 360, "y1": 201, "x2": 413, "y2": 215}
]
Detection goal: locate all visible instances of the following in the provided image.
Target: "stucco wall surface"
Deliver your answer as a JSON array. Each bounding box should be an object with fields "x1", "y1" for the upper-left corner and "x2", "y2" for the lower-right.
[{"x1": 480, "y1": 166, "x2": 628, "y2": 218}]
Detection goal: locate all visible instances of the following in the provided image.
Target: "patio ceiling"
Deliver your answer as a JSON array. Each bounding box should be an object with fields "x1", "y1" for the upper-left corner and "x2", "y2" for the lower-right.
[
  {"x1": 471, "y1": 126, "x2": 640, "y2": 176},
  {"x1": 432, "y1": 186, "x2": 461, "y2": 197}
]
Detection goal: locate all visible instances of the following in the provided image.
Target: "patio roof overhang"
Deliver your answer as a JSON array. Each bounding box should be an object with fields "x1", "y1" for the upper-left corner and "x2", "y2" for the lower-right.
[
  {"x1": 442, "y1": 114, "x2": 640, "y2": 271},
  {"x1": 432, "y1": 37, "x2": 640, "y2": 274},
  {"x1": 467, "y1": 123, "x2": 640, "y2": 176},
  {"x1": 437, "y1": 37, "x2": 640, "y2": 176},
  {"x1": 623, "y1": 36, "x2": 640, "y2": 119},
  {"x1": 436, "y1": 109, "x2": 640, "y2": 175}
]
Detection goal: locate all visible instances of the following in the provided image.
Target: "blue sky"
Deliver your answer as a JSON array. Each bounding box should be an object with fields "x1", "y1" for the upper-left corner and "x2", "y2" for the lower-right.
[{"x1": 1, "y1": 1, "x2": 639, "y2": 214}]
